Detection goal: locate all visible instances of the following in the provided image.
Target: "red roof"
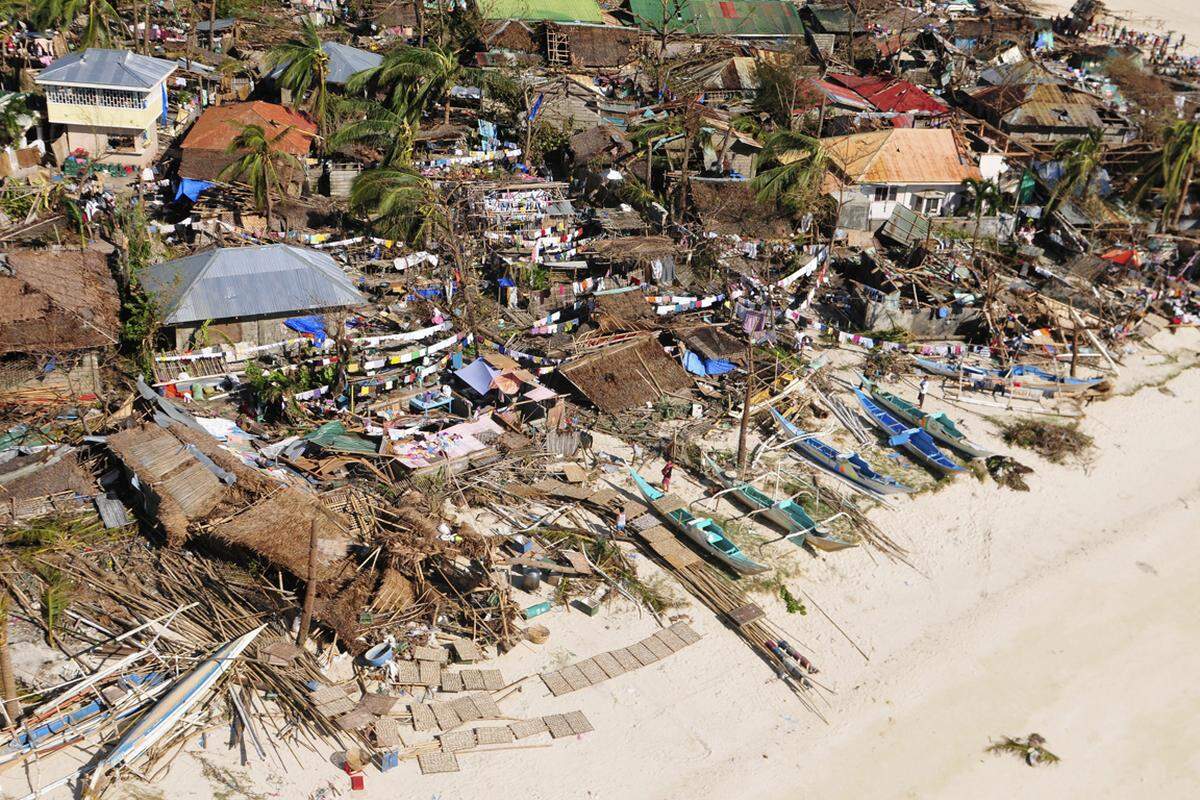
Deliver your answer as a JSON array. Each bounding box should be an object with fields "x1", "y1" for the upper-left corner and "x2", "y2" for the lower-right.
[
  {"x1": 826, "y1": 74, "x2": 949, "y2": 115},
  {"x1": 181, "y1": 101, "x2": 316, "y2": 155}
]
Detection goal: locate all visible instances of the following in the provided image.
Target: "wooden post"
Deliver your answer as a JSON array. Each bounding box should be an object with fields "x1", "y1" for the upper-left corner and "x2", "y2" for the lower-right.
[
  {"x1": 1069, "y1": 301, "x2": 1080, "y2": 379},
  {"x1": 296, "y1": 520, "x2": 319, "y2": 647},
  {"x1": 736, "y1": 340, "x2": 754, "y2": 477},
  {"x1": 0, "y1": 596, "x2": 20, "y2": 726}
]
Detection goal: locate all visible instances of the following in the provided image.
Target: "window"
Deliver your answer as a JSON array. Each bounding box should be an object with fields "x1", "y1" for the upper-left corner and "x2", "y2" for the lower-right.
[
  {"x1": 922, "y1": 196, "x2": 943, "y2": 215},
  {"x1": 873, "y1": 186, "x2": 898, "y2": 202},
  {"x1": 46, "y1": 85, "x2": 148, "y2": 109}
]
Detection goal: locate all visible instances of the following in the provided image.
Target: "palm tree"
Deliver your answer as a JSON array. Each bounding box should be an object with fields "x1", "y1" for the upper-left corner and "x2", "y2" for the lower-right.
[
  {"x1": 218, "y1": 123, "x2": 303, "y2": 230},
  {"x1": 751, "y1": 130, "x2": 827, "y2": 214},
  {"x1": 266, "y1": 19, "x2": 330, "y2": 146},
  {"x1": 348, "y1": 166, "x2": 441, "y2": 244},
  {"x1": 346, "y1": 44, "x2": 465, "y2": 125},
  {"x1": 962, "y1": 177, "x2": 1006, "y2": 260},
  {"x1": 1128, "y1": 120, "x2": 1200, "y2": 231},
  {"x1": 0, "y1": 93, "x2": 32, "y2": 149},
  {"x1": 1044, "y1": 128, "x2": 1104, "y2": 218},
  {"x1": 33, "y1": 0, "x2": 123, "y2": 47},
  {"x1": 328, "y1": 99, "x2": 419, "y2": 167}
]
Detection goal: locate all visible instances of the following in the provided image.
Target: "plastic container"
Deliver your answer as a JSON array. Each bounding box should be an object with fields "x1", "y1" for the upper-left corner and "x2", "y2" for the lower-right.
[
  {"x1": 524, "y1": 601, "x2": 552, "y2": 619},
  {"x1": 362, "y1": 641, "x2": 393, "y2": 667}
]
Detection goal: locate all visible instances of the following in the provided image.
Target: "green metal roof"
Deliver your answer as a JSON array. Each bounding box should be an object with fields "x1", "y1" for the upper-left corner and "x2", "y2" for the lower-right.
[
  {"x1": 628, "y1": 0, "x2": 804, "y2": 37},
  {"x1": 484, "y1": 0, "x2": 604, "y2": 22}
]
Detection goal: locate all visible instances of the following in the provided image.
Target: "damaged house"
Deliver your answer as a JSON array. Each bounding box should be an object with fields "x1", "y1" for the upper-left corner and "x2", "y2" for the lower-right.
[
  {"x1": 822, "y1": 127, "x2": 982, "y2": 229},
  {"x1": 0, "y1": 248, "x2": 120, "y2": 401},
  {"x1": 558, "y1": 334, "x2": 692, "y2": 413},
  {"x1": 141, "y1": 244, "x2": 366, "y2": 350},
  {"x1": 179, "y1": 101, "x2": 316, "y2": 185}
]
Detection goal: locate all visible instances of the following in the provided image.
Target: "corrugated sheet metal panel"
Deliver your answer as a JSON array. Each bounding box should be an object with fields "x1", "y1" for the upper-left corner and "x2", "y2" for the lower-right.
[
  {"x1": 485, "y1": 0, "x2": 603, "y2": 22},
  {"x1": 142, "y1": 244, "x2": 365, "y2": 325},
  {"x1": 823, "y1": 128, "x2": 981, "y2": 185},
  {"x1": 36, "y1": 48, "x2": 176, "y2": 89},
  {"x1": 630, "y1": 0, "x2": 804, "y2": 36}
]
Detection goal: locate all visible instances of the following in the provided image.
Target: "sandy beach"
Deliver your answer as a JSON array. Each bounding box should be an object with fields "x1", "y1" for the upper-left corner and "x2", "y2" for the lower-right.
[
  {"x1": 1038, "y1": 0, "x2": 1200, "y2": 54},
  {"x1": 18, "y1": 332, "x2": 1186, "y2": 800}
]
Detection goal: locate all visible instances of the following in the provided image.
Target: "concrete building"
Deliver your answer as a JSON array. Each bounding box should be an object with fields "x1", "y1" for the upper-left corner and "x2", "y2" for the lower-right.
[{"x1": 35, "y1": 48, "x2": 177, "y2": 168}]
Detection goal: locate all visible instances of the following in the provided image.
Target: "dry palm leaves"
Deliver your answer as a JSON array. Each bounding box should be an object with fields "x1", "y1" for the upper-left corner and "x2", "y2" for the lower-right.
[
  {"x1": 999, "y1": 419, "x2": 1095, "y2": 465},
  {"x1": 986, "y1": 733, "x2": 1061, "y2": 766}
]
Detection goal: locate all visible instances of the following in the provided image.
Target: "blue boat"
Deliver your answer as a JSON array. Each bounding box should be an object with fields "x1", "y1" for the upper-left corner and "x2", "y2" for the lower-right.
[
  {"x1": 770, "y1": 408, "x2": 912, "y2": 497},
  {"x1": 852, "y1": 389, "x2": 964, "y2": 474},
  {"x1": 628, "y1": 468, "x2": 769, "y2": 575}
]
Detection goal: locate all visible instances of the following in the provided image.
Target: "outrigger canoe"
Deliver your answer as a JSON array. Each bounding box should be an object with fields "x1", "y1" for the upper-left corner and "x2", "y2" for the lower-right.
[
  {"x1": 88, "y1": 625, "x2": 266, "y2": 793},
  {"x1": 628, "y1": 468, "x2": 769, "y2": 575},
  {"x1": 866, "y1": 382, "x2": 991, "y2": 459},
  {"x1": 914, "y1": 358, "x2": 1103, "y2": 394},
  {"x1": 770, "y1": 408, "x2": 912, "y2": 497},
  {"x1": 700, "y1": 455, "x2": 860, "y2": 551},
  {"x1": 852, "y1": 389, "x2": 963, "y2": 474}
]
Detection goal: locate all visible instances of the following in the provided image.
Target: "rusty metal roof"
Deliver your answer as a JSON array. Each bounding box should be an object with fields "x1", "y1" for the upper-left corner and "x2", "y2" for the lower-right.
[{"x1": 821, "y1": 128, "x2": 981, "y2": 185}]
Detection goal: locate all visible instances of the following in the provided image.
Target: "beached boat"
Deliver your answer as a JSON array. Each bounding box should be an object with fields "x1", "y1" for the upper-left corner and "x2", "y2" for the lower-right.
[
  {"x1": 770, "y1": 408, "x2": 912, "y2": 497},
  {"x1": 701, "y1": 455, "x2": 860, "y2": 551},
  {"x1": 853, "y1": 389, "x2": 963, "y2": 474},
  {"x1": 1001, "y1": 364, "x2": 1105, "y2": 393},
  {"x1": 628, "y1": 468, "x2": 769, "y2": 575},
  {"x1": 866, "y1": 383, "x2": 991, "y2": 460},
  {"x1": 88, "y1": 625, "x2": 266, "y2": 793},
  {"x1": 914, "y1": 358, "x2": 1103, "y2": 394}
]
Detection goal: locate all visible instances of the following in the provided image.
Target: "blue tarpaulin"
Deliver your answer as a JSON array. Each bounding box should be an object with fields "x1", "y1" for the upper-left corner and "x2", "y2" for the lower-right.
[
  {"x1": 683, "y1": 350, "x2": 736, "y2": 377},
  {"x1": 285, "y1": 316, "x2": 328, "y2": 345},
  {"x1": 174, "y1": 179, "x2": 215, "y2": 202},
  {"x1": 454, "y1": 357, "x2": 499, "y2": 395}
]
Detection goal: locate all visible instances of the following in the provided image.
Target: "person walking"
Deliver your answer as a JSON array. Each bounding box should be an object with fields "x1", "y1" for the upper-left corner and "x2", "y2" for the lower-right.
[
  {"x1": 661, "y1": 459, "x2": 674, "y2": 493},
  {"x1": 917, "y1": 377, "x2": 929, "y2": 409}
]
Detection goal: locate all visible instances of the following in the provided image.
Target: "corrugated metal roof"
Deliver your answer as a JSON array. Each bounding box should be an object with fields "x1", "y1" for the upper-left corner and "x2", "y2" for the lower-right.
[
  {"x1": 821, "y1": 128, "x2": 981, "y2": 185},
  {"x1": 805, "y1": 4, "x2": 851, "y2": 33},
  {"x1": 181, "y1": 101, "x2": 316, "y2": 155},
  {"x1": 35, "y1": 48, "x2": 176, "y2": 89},
  {"x1": 629, "y1": 0, "x2": 804, "y2": 37},
  {"x1": 485, "y1": 0, "x2": 603, "y2": 22},
  {"x1": 142, "y1": 244, "x2": 365, "y2": 325},
  {"x1": 268, "y1": 42, "x2": 383, "y2": 85}
]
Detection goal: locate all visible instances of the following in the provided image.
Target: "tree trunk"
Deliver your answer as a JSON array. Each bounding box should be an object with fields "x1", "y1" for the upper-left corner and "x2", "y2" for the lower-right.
[
  {"x1": 1171, "y1": 161, "x2": 1194, "y2": 231},
  {"x1": 414, "y1": 0, "x2": 425, "y2": 46},
  {"x1": 736, "y1": 341, "x2": 754, "y2": 477},
  {"x1": 143, "y1": 2, "x2": 150, "y2": 53},
  {"x1": 265, "y1": 184, "x2": 273, "y2": 231},
  {"x1": 296, "y1": 520, "x2": 319, "y2": 647},
  {"x1": 209, "y1": 0, "x2": 218, "y2": 50},
  {"x1": 0, "y1": 598, "x2": 20, "y2": 727}
]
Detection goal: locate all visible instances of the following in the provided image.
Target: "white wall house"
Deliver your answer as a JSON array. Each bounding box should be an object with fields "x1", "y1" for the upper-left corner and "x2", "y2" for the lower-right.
[
  {"x1": 822, "y1": 128, "x2": 983, "y2": 228},
  {"x1": 35, "y1": 48, "x2": 177, "y2": 169}
]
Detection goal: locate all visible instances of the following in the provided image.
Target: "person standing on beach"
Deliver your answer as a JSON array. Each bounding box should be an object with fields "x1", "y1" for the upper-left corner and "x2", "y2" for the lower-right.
[
  {"x1": 918, "y1": 377, "x2": 929, "y2": 408},
  {"x1": 661, "y1": 459, "x2": 674, "y2": 492}
]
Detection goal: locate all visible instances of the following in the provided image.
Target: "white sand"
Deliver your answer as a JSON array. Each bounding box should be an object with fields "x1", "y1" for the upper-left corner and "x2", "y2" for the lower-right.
[
  {"x1": 5, "y1": 333, "x2": 1198, "y2": 800},
  {"x1": 1038, "y1": 0, "x2": 1200, "y2": 54}
]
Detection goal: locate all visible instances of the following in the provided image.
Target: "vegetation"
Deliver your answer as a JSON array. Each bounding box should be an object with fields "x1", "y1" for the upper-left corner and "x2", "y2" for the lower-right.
[
  {"x1": 347, "y1": 166, "x2": 440, "y2": 243},
  {"x1": 999, "y1": 419, "x2": 1094, "y2": 465},
  {"x1": 0, "y1": 92, "x2": 31, "y2": 150},
  {"x1": 266, "y1": 19, "x2": 331, "y2": 146},
  {"x1": 218, "y1": 123, "x2": 303, "y2": 228},
  {"x1": 1128, "y1": 120, "x2": 1200, "y2": 230},
  {"x1": 986, "y1": 734, "x2": 1061, "y2": 766},
  {"x1": 751, "y1": 131, "x2": 827, "y2": 214},
  {"x1": 33, "y1": 0, "x2": 123, "y2": 47},
  {"x1": 962, "y1": 177, "x2": 1006, "y2": 260},
  {"x1": 1045, "y1": 129, "x2": 1105, "y2": 219},
  {"x1": 346, "y1": 44, "x2": 470, "y2": 126}
]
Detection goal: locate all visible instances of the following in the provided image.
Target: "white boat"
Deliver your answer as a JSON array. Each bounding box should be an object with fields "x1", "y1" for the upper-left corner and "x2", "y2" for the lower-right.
[{"x1": 87, "y1": 625, "x2": 266, "y2": 793}]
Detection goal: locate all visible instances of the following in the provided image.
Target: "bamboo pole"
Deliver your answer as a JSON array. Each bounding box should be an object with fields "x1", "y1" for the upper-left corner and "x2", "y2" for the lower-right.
[{"x1": 296, "y1": 520, "x2": 319, "y2": 647}]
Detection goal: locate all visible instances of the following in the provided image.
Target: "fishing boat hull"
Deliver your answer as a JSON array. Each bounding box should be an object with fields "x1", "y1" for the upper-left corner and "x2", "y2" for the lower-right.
[
  {"x1": 853, "y1": 390, "x2": 963, "y2": 475},
  {"x1": 865, "y1": 384, "x2": 991, "y2": 460},
  {"x1": 89, "y1": 625, "x2": 266, "y2": 791},
  {"x1": 629, "y1": 469, "x2": 769, "y2": 575},
  {"x1": 770, "y1": 408, "x2": 912, "y2": 496}
]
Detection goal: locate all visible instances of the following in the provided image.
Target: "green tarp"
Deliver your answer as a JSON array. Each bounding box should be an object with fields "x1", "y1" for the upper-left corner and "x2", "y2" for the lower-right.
[
  {"x1": 628, "y1": 0, "x2": 805, "y2": 36},
  {"x1": 303, "y1": 422, "x2": 379, "y2": 454}
]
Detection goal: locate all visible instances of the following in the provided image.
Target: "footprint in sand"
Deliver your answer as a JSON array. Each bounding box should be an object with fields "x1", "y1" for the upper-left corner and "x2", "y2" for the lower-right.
[{"x1": 1135, "y1": 561, "x2": 1158, "y2": 576}]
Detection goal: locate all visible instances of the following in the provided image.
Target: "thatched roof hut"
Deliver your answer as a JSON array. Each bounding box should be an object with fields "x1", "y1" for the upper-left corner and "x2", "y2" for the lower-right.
[{"x1": 559, "y1": 335, "x2": 692, "y2": 413}]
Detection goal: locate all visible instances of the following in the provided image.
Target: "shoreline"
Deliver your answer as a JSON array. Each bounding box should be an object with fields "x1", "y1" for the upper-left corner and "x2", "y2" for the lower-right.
[{"x1": 74, "y1": 335, "x2": 1198, "y2": 800}]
